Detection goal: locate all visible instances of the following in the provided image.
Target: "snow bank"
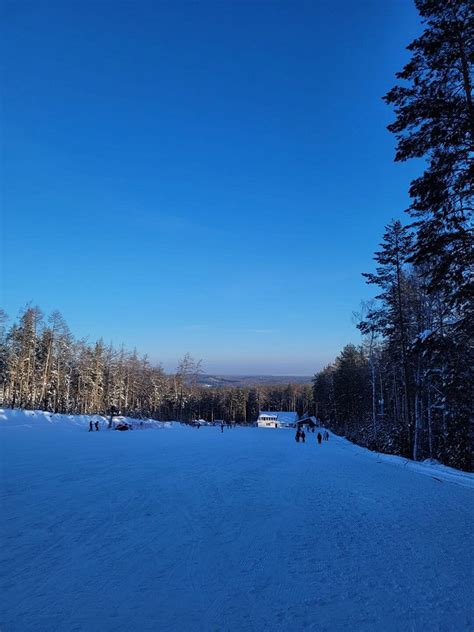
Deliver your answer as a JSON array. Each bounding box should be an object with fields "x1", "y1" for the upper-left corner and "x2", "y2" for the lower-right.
[
  {"x1": 0, "y1": 408, "x2": 173, "y2": 430},
  {"x1": 328, "y1": 430, "x2": 474, "y2": 489}
]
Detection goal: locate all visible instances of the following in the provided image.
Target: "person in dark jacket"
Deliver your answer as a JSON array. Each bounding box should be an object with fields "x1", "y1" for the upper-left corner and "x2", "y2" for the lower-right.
[
  {"x1": 317, "y1": 432, "x2": 322, "y2": 444},
  {"x1": 95, "y1": 420, "x2": 99, "y2": 431},
  {"x1": 295, "y1": 430, "x2": 301, "y2": 442},
  {"x1": 89, "y1": 420, "x2": 93, "y2": 432},
  {"x1": 301, "y1": 429, "x2": 306, "y2": 443}
]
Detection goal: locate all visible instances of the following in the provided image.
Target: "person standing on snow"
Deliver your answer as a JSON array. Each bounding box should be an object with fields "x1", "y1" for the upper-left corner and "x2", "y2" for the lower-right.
[
  {"x1": 301, "y1": 429, "x2": 306, "y2": 443},
  {"x1": 95, "y1": 420, "x2": 99, "y2": 431},
  {"x1": 317, "y1": 432, "x2": 322, "y2": 444},
  {"x1": 89, "y1": 420, "x2": 93, "y2": 432},
  {"x1": 221, "y1": 423, "x2": 224, "y2": 433},
  {"x1": 295, "y1": 429, "x2": 301, "y2": 443}
]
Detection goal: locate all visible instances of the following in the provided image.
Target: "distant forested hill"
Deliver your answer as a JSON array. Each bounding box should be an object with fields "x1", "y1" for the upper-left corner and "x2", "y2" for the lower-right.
[{"x1": 196, "y1": 375, "x2": 313, "y2": 387}]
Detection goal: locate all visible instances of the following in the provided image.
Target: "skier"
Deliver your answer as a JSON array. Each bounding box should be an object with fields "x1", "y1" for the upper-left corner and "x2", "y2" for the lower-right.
[
  {"x1": 295, "y1": 429, "x2": 300, "y2": 443},
  {"x1": 95, "y1": 420, "x2": 99, "y2": 431},
  {"x1": 317, "y1": 432, "x2": 322, "y2": 445},
  {"x1": 88, "y1": 420, "x2": 93, "y2": 432},
  {"x1": 301, "y1": 429, "x2": 306, "y2": 443}
]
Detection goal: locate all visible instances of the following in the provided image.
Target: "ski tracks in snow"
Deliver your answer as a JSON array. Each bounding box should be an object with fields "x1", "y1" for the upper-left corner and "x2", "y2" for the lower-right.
[{"x1": 1, "y1": 423, "x2": 473, "y2": 631}]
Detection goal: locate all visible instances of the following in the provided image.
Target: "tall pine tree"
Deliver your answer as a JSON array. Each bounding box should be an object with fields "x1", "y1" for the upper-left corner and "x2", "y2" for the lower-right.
[{"x1": 383, "y1": 0, "x2": 473, "y2": 468}]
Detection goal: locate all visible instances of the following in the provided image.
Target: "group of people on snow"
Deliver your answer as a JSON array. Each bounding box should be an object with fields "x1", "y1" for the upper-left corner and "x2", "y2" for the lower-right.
[
  {"x1": 193, "y1": 422, "x2": 236, "y2": 431},
  {"x1": 295, "y1": 428, "x2": 329, "y2": 444},
  {"x1": 88, "y1": 419, "x2": 135, "y2": 431}
]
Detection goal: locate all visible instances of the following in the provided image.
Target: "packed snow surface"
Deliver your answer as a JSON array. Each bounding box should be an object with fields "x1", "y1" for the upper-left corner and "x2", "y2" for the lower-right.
[{"x1": 1, "y1": 409, "x2": 473, "y2": 632}]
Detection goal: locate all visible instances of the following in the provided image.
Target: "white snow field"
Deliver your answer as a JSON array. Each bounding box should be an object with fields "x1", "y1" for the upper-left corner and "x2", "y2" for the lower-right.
[{"x1": 1, "y1": 409, "x2": 473, "y2": 632}]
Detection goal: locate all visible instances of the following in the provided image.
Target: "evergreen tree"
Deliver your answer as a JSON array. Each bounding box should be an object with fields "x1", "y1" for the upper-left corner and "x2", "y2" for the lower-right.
[
  {"x1": 246, "y1": 389, "x2": 260, "y2": 423},
  {"x1": 384, "y1": 0, "x2": 473, "y2": 468},
  {"x1": 384, "y1": 0, "x2": 473, "y2": 312},
  {"x1": 360, "y1": 220, "x2": 416, "y2": 454}
]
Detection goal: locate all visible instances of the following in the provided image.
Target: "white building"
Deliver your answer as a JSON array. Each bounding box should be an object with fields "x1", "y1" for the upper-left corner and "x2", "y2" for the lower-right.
[{"x1": 257, "y1": 411, "x2": 299, "y2": 429}]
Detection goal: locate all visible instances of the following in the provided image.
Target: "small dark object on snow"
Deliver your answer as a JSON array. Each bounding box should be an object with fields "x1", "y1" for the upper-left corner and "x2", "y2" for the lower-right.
[
  {"x1": 317, "y1": 432, "x2": 322, "y2": 444},
  {"x1": 115, "y1": 422, "x2": 130, "y2": 431}
]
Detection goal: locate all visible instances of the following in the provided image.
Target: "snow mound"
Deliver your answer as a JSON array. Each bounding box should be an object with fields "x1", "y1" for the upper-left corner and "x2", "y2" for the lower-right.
[{"x1": 0, "y1": 408, "x2": 172, "y2": 430}]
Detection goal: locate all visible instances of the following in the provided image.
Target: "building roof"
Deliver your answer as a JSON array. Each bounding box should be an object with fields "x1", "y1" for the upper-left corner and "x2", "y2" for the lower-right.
[
  {"x1": 296, "y1": 416, "x2": 318, "y2": 427},
  {"x1": 258, "y1": 411, "x2": 299, "y2": 423}
]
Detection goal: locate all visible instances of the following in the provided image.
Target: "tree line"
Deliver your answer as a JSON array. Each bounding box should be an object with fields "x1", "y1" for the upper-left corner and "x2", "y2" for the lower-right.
[
  {"x1": 0, "y1": 307, "x2": 314, "y2": 423},
  {"x1": 314, "y1": 0, "x2": 473, "y2": 471}
]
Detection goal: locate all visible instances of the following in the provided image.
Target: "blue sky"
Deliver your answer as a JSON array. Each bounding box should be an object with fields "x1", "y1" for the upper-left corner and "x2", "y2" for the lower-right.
[{"x1": 1, "y1": 0, "x2": 421, "y2": 374}]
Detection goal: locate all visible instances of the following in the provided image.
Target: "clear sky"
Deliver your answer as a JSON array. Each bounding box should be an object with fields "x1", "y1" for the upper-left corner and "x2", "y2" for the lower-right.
[{"x1": 1, "y1": 0, "x2": 422, "y2": 375}]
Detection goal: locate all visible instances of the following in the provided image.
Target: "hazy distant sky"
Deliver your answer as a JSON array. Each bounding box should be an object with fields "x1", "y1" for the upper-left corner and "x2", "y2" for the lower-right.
[{"x1": 2, "y1": 0, "x2": 422, "y2": 374}]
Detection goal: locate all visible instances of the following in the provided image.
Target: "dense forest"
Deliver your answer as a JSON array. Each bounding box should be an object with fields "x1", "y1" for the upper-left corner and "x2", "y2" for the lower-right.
[
  {"x1": 314, "y1": 0, "x2": 473, "y2": 471},
  {"x1": 0, "y1": 307, "x2": 314, "y2": 424}
]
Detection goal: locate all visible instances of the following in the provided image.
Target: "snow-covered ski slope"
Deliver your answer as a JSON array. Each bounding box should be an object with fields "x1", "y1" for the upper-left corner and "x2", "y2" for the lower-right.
[{"x1": 1, "y1": 409, "x2": 473, "y2": 632}]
